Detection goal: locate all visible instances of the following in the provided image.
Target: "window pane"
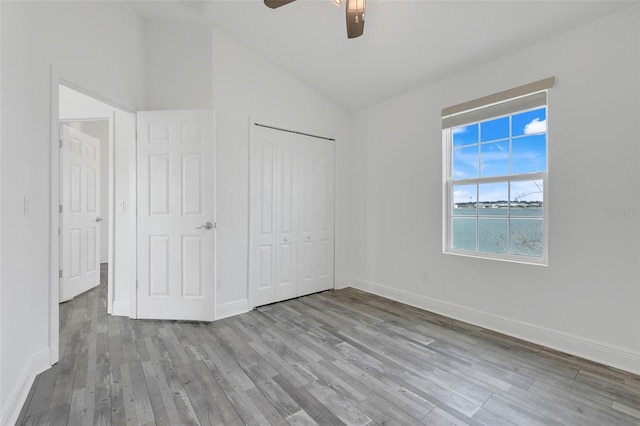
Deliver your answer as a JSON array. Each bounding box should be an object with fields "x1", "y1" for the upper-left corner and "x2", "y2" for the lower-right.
[
  {"x1": 452, "y1": 184, "x2": 477, "y2": 216},
  {"x1": 479, "y1": 218, "x2": 507, "y2": 253},
  {"x1": 453, "y1": 145, "x2": 479, "y2": 179},
  {"x1": 509, "y1": 218, "x2": 543, "y2": 257},
  {"x1": 480, "y1": 116, "x2": 509, "y2": 142},
  {"x1": 453, "y1": 218, "x2": 476, "y2": 250},
  {"x1": 453, "y1": 123, "x2": 478, "y2": 147},
  {"x1": 512, "y1": 107, "x2": 546, "y2": 137},
  {"x1": 512, "y1": 134, "x2": 546, "y2": 174},
  {"x1": 510, "y1": 180, "x2": 543, "y2": 217},
  {"x1": 479, "y1": 182, "x2": 508, "y2": 216},
  {"x1": 480, "y1": 141, "x2": 510, "y2": 177}
]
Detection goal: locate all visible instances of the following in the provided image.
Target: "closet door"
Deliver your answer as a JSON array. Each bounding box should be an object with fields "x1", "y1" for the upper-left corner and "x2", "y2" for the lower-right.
[
  {"x1": 298, "y1": 135, "x2": 335, "y2": 296},
  {"x1": 274, "y1": 132, "x2": 298, "y2": 302},
  {"x1": 250, "y1": 126, "x2": 298, "y2": 307}
]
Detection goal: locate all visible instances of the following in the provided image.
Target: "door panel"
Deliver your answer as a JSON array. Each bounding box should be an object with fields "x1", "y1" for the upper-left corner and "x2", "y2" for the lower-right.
[
  {"x1": 182, "y1": 155, "x2": 203, "y2": 215},
  {"x1": 316, "y1": 139, "x2": 335, "y2": 291},
  {"x1": 60, "y1": 125, "x2": 101, "y2": 302},
  {"x1": 251, "y1": 126, "x2": 299, "y2": 306},
  {"x1": 297, "y1": 135, "x2": 335, "y2": 296},
  {"x1": 137, "y1": 110, "x2": 215, "y2": 321},
  {"x1": 275, "y1": 134, "x2": 298, "y2": 302},
  {"x1": 298, "y1": 140, "x2": 317, "y2": 294},
  {"x1": 251, "y1": 129, "x2": 276, "y2": 306}
]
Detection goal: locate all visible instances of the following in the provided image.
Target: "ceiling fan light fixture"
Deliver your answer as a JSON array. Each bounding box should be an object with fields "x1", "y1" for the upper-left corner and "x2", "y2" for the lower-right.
[
  {"x1": 347, "y1": 0, "x2": 365, "y2": 13},
  {"x1": 346, "y1": 0, "x2": 365, "y2": 38},
  {"x1": 264, "y1": 0, "x2": 367, "y2": 39}
]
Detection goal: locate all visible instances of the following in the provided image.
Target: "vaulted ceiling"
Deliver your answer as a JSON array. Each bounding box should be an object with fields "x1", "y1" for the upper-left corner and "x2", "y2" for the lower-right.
[{"x1": 132, "y1": 1, "x2": 634, "y2": 111}]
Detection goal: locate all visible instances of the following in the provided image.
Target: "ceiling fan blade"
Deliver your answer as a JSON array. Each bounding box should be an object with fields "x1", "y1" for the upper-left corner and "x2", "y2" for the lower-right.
[
  {"x1": 264, "y1": 0, "x2": 297, "y2": 9},
  {"x1": 346, "y1": 0, "x2": 365, "y2": 39}
]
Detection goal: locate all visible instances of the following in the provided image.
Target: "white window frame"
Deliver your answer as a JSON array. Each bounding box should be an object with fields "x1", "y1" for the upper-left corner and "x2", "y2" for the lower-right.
[{"x1": 442, "y1": 78, "x2": 554, "y2": 266}]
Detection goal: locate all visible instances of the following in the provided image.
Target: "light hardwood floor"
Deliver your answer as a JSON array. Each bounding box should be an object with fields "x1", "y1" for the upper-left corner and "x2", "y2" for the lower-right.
[{"x1": 18, "y1": 266, "x2": 640, "y2": 425}]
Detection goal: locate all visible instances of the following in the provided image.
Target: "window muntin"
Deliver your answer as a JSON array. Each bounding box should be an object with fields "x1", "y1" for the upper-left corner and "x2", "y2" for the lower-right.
[{"x1": 445, "y1": 97, "x2": 548, "y2": 264}]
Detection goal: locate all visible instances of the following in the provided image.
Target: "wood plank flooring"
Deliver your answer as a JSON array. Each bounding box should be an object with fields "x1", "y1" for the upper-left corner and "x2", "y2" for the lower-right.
[{"x1": 17, "y1": 266, "x2": 640, "y2": 425}]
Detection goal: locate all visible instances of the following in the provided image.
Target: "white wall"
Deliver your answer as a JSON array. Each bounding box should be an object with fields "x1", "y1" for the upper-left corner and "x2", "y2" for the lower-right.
[
  {"x1": 145, "y1": 22, "x2": 213, "y2": 110},
  {"x1": 346, "y1": 6, "x2": 640, "y2": 373},
  {"x1": 0, "y1": 3, "x2": 145, "y2": 423},
  {"x1": 212, "y1": 28, "x2": 351, "y2": 316}
]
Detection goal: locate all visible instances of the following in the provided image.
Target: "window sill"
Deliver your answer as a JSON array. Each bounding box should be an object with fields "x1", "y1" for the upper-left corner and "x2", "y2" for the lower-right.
[{"x1": 444, "y1": 249, "x2": 548, "y2": 266}]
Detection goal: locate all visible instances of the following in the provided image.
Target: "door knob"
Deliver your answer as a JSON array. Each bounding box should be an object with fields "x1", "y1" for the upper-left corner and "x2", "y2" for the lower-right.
[
  {"x1": 196, "y1": 222, "x2": 213, "y2": 230},
  {"x1": 284, "y1": 237, "x2": 289, "y2": 242},
  {"x1": 95, "y1": 217, "x2": 103, "y2": 223}
]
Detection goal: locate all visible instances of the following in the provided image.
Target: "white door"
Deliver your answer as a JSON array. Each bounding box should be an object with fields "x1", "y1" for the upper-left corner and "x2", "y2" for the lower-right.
[
  {"x1": 298, "y1": 135, "x2": 335, "y2": 295},
  {"x1": 137, "y1": 110, "x2": 215, "y2": 321},
  {"x1": 250, "y1": 126, "x2": 299, "y2": 307},
  {"x1": 60, "y1": 125, "x2": 101, "y2": 302}
]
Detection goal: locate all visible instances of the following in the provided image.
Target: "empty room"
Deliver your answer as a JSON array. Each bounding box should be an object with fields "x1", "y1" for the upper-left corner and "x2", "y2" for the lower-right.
[{"x1": 1, "y1": 0, "x2": 639, "y2": 425}]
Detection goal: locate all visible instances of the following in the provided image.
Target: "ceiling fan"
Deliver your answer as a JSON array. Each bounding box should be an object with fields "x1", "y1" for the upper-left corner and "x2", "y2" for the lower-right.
[{"x1": 264, "y1": 0, "x2": 366, "y2": 39}]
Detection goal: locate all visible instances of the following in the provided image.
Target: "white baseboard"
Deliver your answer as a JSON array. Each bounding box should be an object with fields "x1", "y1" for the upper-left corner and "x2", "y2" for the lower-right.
[
  {"x1": 1, "y1": 348, "x2": 51, "y2": 426},
  {"x1": 216, "y1": 299, "x2": 250, "y2": 320},
  {"x1": 111, "y1": 301, "x2": 130, "y2": 317},
  {"x1": 346, "y1": 276, "x2": 640, "y2": 375}
]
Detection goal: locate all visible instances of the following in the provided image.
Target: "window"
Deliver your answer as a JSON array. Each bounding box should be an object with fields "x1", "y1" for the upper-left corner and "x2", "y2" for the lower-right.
[{"x1": 442, "y1": 77, "x2": 554, "y2": 264}]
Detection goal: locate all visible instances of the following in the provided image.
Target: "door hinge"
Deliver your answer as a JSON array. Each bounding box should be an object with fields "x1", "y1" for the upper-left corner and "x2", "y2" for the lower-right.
[
  {"x1": 59, "y1": 269, "x2": 63, "y2": 278},
  {"x1": 136, "y1": 280, "x2": 139, "y2": 290},
  {"x1": 214, "y1": 222, "x2": 218, "y2": 229},
  {"x1": 59, "y1": 204, "x2": 63, "y2": 213},
  {"x1": 59, "y1": 138, "x2": 63, "y2": 148}
]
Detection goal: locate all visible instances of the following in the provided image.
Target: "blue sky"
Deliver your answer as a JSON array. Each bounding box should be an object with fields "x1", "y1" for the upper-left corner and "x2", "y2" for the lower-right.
[
  {"x1": 452, "y1": 107, "x2": 547, "y2": 182},
  {"x1": 451, "y1": 107, "x2": 546, "y2": 203}
]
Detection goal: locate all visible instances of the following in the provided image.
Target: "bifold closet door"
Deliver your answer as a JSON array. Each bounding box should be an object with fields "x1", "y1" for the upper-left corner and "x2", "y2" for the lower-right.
[
  {"x1": 250, "y1": 126, "x2": 299, "y2": 307},
  {"x1": 250, "y1": 125, "x2": 335, "y2": 308},
  {"x1": 298, "y1": 135, "x2": 335, "y2": 296}
]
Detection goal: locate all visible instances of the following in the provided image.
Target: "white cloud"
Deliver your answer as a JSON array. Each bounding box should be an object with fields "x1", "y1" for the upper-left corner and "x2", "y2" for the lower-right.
[
  {"x1": 524, "y1": 118, "x2": 546, "y2": 135},
  {"x1": 510, "y1": 180, "x2": 543, "y2": 202},
  {"x1": 452, "y1": 126, "x2": 467, "y2": 134},
  {"x1": 453, "y1": 187, "x2": 476, "y2": 203}
]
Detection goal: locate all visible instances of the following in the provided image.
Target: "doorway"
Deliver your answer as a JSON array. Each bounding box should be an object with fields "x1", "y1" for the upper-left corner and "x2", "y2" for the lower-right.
[{"x1": 50, "y1": 80, "x2": 136, "y2": 365}]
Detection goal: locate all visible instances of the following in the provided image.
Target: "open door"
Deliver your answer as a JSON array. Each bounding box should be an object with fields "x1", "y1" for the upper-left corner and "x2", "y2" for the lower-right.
[
  {"x1": 60, "y1": 125, "x2": 101, "y2": 302},
  {"x1": 136, "y1": 110, "x2": 215, "y2": 321}
]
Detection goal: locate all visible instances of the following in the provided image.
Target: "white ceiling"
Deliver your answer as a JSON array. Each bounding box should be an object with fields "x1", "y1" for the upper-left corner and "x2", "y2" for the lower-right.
[{"x1": 132, "y1": 0, "x2": 635, "y2": 111}]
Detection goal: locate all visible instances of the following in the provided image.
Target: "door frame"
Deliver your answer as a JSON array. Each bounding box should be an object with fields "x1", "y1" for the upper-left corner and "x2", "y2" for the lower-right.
[{"x1": 48, "y1": 68, "x2": 133, "y2": 365}]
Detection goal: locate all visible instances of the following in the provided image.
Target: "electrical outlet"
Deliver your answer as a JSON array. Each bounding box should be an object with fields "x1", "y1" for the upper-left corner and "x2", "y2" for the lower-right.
[
  {"x1": 422, "y1": 272, "x2": 430, "y2": 283},
  {"x1": 24, "y1": 196, "x2": 30, "y2": 216}
]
